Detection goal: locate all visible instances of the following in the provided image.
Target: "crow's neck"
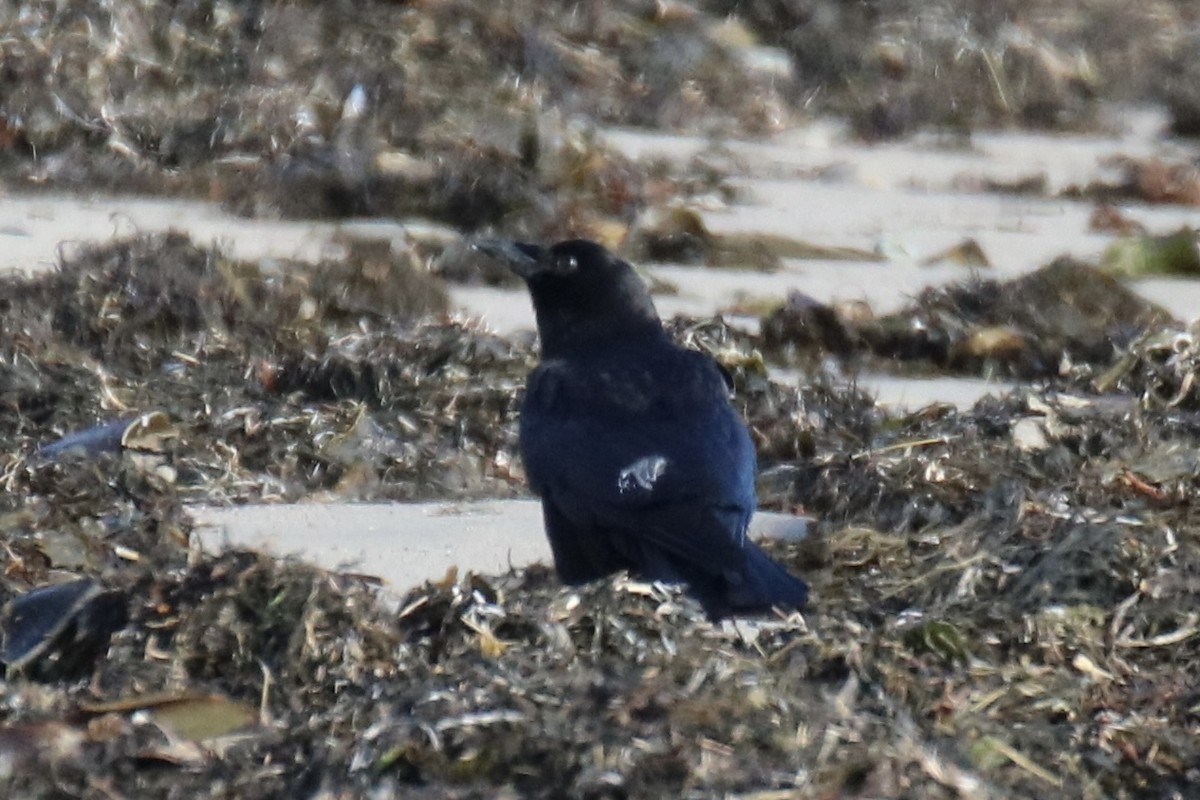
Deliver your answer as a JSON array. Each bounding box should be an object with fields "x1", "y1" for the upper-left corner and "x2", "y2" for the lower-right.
[{"x1": 535, "y1": 310, "x2": 668, "y2": 361}]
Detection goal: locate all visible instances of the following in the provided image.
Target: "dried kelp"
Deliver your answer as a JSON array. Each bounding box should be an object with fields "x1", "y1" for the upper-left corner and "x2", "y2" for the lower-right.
[
  {"x1": 2, "y1": 237, "x2": 1200, "y2": 795},
  {"x1": 1, "y1": 0, "x2": 1197, "y2": 232},
  {"x1": 765, "y1": 258, "x2": 1174, "y2": 381},
  {"x1": 1091, "y1": 321, "x2": 1200, "y2": 410}
]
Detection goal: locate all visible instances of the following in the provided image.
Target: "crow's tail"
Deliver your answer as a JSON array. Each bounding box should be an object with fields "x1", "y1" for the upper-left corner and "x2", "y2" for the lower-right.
[{"x1": 716, "y1": 540, "x2": 808, "y2": 619}]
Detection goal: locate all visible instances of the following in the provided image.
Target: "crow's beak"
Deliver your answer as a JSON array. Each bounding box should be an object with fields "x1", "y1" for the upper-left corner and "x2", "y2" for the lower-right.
[{"x1": 472, "y1": 239, "x2": 544, "y2": 280}]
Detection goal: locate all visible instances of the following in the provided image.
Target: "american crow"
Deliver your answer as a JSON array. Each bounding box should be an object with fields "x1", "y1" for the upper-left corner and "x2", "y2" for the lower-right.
[{"x1": 475, "y1": 239, "x2": 809, "y2": 619}]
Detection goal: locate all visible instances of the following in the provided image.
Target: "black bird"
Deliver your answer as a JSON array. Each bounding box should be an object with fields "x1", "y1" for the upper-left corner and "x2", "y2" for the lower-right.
[{"x1": 475, "y1": 238, "x2": 809, "y2": 619}]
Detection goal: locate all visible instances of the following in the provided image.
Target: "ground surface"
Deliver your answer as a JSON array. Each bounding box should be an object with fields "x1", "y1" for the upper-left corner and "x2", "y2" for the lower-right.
[{"x1": 2, "y1": 2, "x2": 1200, "y2": 798}]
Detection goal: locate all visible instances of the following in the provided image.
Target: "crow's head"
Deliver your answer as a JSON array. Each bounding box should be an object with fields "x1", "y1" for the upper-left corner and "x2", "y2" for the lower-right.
[{"x1": 474, "y1": 239, "x2": 663, "y2": 357}]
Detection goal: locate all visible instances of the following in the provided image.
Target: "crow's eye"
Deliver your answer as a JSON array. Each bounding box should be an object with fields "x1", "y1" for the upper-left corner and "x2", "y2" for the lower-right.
[{"x1": 559, "y1": 255, "x2": 578, "y2": 273}]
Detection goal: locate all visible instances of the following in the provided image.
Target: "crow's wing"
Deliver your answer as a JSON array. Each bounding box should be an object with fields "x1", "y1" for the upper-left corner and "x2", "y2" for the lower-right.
[
  {"x1": 520, "y1": 348, "x2": 755, "y2": 574},
  {"x1": 538, "y1": 498, "x2": 631, "y2": 585}
]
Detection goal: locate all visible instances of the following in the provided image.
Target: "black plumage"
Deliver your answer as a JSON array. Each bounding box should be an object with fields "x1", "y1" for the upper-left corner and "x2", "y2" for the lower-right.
[{"x1": 476, "y1": 238, "x2": 809, "y2": 619}]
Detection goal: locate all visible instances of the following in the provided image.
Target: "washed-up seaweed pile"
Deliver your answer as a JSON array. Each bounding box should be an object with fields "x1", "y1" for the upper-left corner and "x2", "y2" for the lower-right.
[
  {"x1": 803, "y1": 385, "x2": 1200, "y2": 798},
  {"x1": 0, "y1": 231, "x2": 530, "y2": 506},
  {"x1": 0, "y1": 0, "x2": 773, "y2": 235},
  {"x1": 2, "y1": 0, "x2": 1200, "y2": 233},
  {"x1": 762, "y1": 256, "x2": 1178, "y2": 382},
  {"x1": 2, "y1": 231, "x2": 1200, "y2": 797},
  {"x1": 4, "y1": 1, "x2": 1200, "y2": 796},
  {"x1": 0, "y1": 551, "x2": 977, "y2": 799},
  {"x1": 1092, "y1": 321, "x2": 1200, "y2": 411}
]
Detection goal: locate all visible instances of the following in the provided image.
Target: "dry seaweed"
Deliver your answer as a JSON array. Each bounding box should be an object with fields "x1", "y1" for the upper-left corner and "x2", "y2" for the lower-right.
[
  {"x1": 1, "y1": 229, "x2": 1200, "y2": 796},
  {"x1": 1, "y1": 0, "x2": 1198, "y2": 230},
  {"x1": 3, "y1": 2, "x2": 1200, "y2": 794},
  {"x1": 1090, "y1": 321, "x2": 1200, "y2": 411},
  {"x1": 0, "y1": 0, "x2": 775, "y2": 234},
  {"x1": 765, "y1": 258, "x2": 1175, "y2": 381}
]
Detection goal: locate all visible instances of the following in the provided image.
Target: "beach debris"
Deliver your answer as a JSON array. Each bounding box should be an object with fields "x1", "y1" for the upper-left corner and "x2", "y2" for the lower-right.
[
  {"x1": 1066, "y1": 157, "x2": 1200, "y2": 206},
  {"x1": 1, "y1": 579, "x2": 127, "y2": 680},
  {"x1": 1102, "y1": 228, "x2": 1200, "y2": 277},
  {"x1": 761, "y1": 290, "x2": 858, "y2": 361},
  {"x1": 921, "y1": 238, "x2": 991, "y2": 269},
  {"x1": 626, "y1": 205, "x2": 882, "y2": 270},
  {"x1": 1088, "y1": 204, "x2": 1145, "y2": 235},
  {"x1": 842, "y1": 257, "x2": 1172, "y2": 378},
  {"x1": 36, "y1": 411, "x2": 176, "y2": 461},
  {"x1": 81, "y1": 692, "x2": 257, "y2": 743}
]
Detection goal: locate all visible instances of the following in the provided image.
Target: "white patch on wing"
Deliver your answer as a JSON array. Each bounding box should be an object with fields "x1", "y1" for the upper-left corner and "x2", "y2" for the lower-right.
[{"x1": 617, "y1": 455, "x2": 669, "y2": 494}]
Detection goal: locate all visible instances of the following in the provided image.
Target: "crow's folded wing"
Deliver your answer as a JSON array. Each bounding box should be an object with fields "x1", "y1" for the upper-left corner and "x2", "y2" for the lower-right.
[{"x1": 520, "y1": 351, "x2": 755, "y2": 573}]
